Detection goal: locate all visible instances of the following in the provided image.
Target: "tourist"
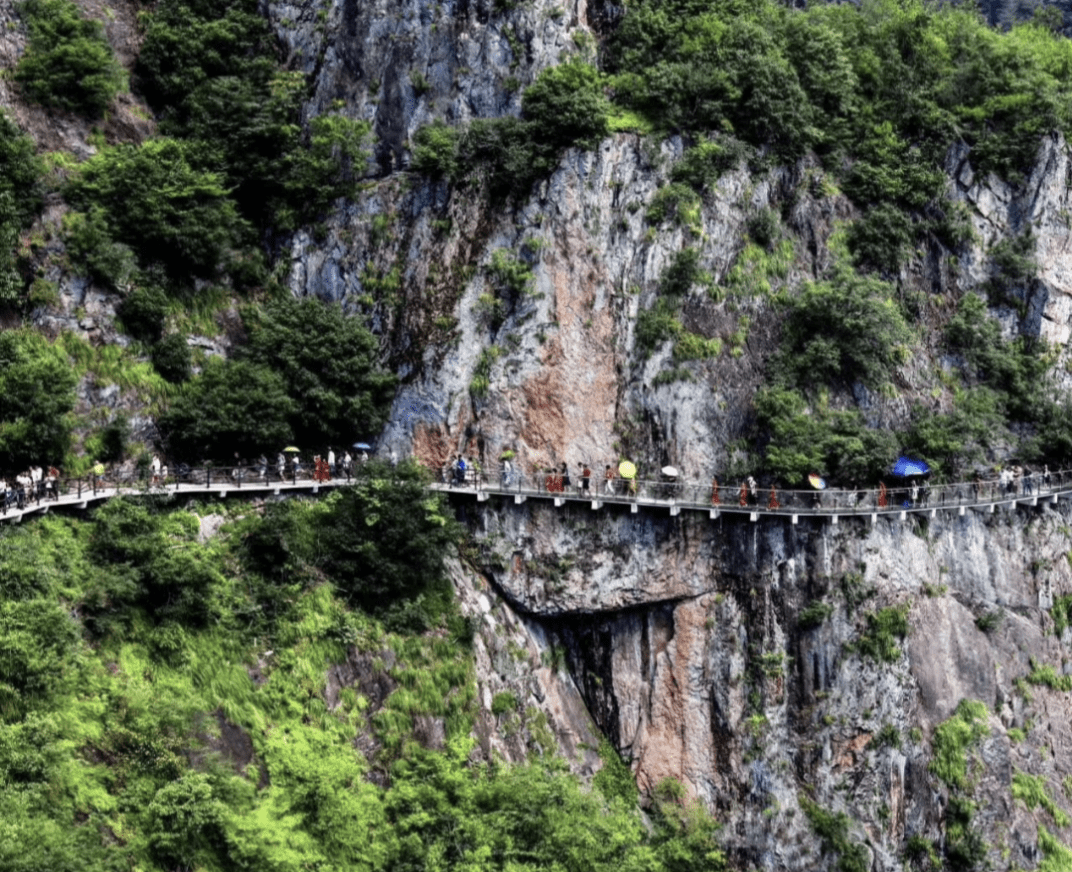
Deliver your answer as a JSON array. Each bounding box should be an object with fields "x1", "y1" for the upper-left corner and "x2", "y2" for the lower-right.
[{"x1": 605, "y1": 465, "x2": 615, "y2": 495}]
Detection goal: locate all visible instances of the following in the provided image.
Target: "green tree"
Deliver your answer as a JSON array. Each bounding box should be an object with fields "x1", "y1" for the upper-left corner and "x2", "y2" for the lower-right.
[
  {"x1": 155, "y1": 359, "x2": 297, "y2": 460},
  {"x1": 145, "y1": 774, "x2": 225, "y2": 869},
  {"x1": 318, "y1": 461, "x2": 458, "y2": 623},
  {"x1": 0, "y1": 331, "x2": 77, "y2": 469},
  {"x1": 239, "y1": 296, "x2": 397, "y2": 448},
  {"x1": 777, "y1": 267, "x2": 912, "y2": 391},
  {"x1": 14, "y1": 0, "x2": 125, "y2": 117},
  {"x1": 66, "y1": 138, "x2": 242, "y2": 280},
  {"x1": 522, "y1": 61, "x2": 610, "y2": 149}
]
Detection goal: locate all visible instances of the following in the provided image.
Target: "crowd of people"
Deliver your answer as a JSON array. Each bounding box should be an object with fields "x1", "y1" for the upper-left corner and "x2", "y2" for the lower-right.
[{"x1": 1, "y1": 465, "x2": 60, "y2": 510}]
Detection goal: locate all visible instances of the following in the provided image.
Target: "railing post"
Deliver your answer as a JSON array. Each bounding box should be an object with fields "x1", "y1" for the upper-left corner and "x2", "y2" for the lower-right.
[{"x1": 207, "y1": 468, "x2": 211, "y2": 488}]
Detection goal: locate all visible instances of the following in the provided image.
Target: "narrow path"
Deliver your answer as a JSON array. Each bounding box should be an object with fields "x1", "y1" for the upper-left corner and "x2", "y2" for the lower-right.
[{"x1": 2, "y1": 469, "x2": 1068, "y2": 526}]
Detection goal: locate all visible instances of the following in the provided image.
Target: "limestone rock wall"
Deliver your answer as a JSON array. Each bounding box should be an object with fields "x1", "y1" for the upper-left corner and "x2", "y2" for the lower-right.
[{"x1": 462, "y1": 495, "x2": 1072, "y2": 871}]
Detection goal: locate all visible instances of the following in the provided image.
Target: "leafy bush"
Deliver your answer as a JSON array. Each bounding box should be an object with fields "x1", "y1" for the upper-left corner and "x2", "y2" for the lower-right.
[
  {"x1": 671, "y1": 137, "x2": 749, "y2": 191},
  {"x1": 0, "y1": 113, "x2": 44, "y2": 306},
  {"x1": 850, "y1": 604, "x2": 910, "y2": 663},
  {"x1": 636, "y1": 299, "x2": 683, "y2": 354},
  {"x1": 660, "y1": 247, "x2": 705, "y2": 298},
  {"x1": 117, "y1": 286, "x2": 168, "y2": 343},
  {"x1": 521, "y1": 61, "x2": 610, "y2": 150},
  {"x1": 846, "y1": 204, "x2": 914, "y2": 274},
  {"x1": 84, "y1": 499, "x2": 225, "y2": 630},
  {"x1": 66, "y1": 139, "x2": 242, "y2": 280},
  {"x1": 944, "y1": 293, "x2": 1049, "y2": 421},
  {"x1": 151, "y1": 334, "x2": 191, "y2": 384},
  {"x1": 137, "y1": 0, "x2": 370, "y2": 231},
  {"x1": 673, "y1": 332, "x2": 722, "y2": 362},
  {"x1": 63, "y1": 207, "x2": 135, "y2": 291},
  {"x1": 238, "y1": 296, "x2": 396, "y2": 449},
  {"x1": 801, "y1": 797, "x2": 869, "y2": 872},
  {"x1": 754, "y1": 387, "x2": 898, "y2": 485},
  {"x1": 775, "y1": 266, "x2": 912, "y2": 391},
  {"x1": 14, "y1": 0, "x2": 125, "y2": 117},
  {"x1": 318, "y1": 461, "x2": 459, "y2": 628},
  {"x1": 647, "y1": 183, "x2": 701, "y2": 229},
  {"x1": 410, "y1": 120, "x2": 460, "y2": 178},
  {"x1": 156, "y1": 359, "x2": 297, "y2": 460},
  {"x1": 901, "y1": 390, "x2": 1004, "y2": 478},
  {"x1": 930, "y1": 698, "x2": 989, "y2": 790},
  {"x1": 0, "y1": 330, "x2": 77, "y2": 469},
  {"x1": 799, "y1": 600, "x2": 834, "y2": 629}
]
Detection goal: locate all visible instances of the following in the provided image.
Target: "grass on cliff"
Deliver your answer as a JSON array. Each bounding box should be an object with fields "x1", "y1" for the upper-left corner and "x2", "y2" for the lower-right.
[{"x1": 930, "y1": 699, "x2": 989, "y2": 790}]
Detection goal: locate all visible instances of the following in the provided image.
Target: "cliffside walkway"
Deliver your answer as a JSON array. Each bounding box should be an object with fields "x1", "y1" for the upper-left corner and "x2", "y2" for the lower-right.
[
  {"x1": 431, "y1": 470, "x2": 1072, "y2": 525},
  {"x1": 3, "y1": 467, "x2": 1071, "y2": 527},
  {"x1": 0, "y1": 469, "x2": 353, "y2": 525}
]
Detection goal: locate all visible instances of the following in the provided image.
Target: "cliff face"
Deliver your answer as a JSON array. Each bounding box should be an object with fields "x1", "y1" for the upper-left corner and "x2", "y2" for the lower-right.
[
  {"x1": 461, "y1": 497, "x2": 1072, "y2": 869},
  {"x1": 264, "y1": 0, "x2": 1072, "y2": 867}
]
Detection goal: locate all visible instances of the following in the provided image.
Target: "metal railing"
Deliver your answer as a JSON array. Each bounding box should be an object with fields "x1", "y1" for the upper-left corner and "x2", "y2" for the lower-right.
[
  {"x1": 432, "y1": 467, "x2": 1072, "y2": 517},
  {"x1": 0, "y1": 464, "x2": 357, "y2": 516},
  {"x1": 2, "y1": 462, "x2": 1069, "y2": 521}
]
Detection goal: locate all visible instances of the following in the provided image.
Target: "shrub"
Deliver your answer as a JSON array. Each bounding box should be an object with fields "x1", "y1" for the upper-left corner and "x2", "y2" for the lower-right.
[
  {"x1": 660, "y1": 248, "x2": 704, "y2": 298},
  {"x1": 85, "y1": 499, "x2": 225, "y2": 629},
  {"x1": 66, "y1": 139, "x2": 242, "y2": 280},
  {"x1": 410, "y1": 121, "x2": 460, "y2": 178},
  {"x1": 799, "y1": 600, "x2": 834, "y2": 629},
  {"x1": 486, "y1": 249, "x2": 534, "y2": 300},
  {"x1": 673, "y1": 332, "x2": 722, "y2": 362},
  {"x1": 155, "y1": 359, "x2": 296, "y2": 460},
  {"x1": 63, "y1": 207, "x2": 135, "y2": 291},
  {"x1": 930, "y1": 699, "x2": 989, "y2": 790},
  {"x1": 138, "y1": 0, "x2": 368, "y2": 229},
  {"x1": 754, "y1": 387, "x2": 898, "y2": 484},
  {"x1": 746, "y1": 208, "x2": 781, "y2": 251},
  {"x1": 846, "y1": 204, "x2": 914, "y2": 274},
  {"x1": 0, "y1": 330, "x2": 77, "y2": 469},
  {"x1": 521, "y1": 61, "x2": 609, "y2": 150},
  {"x1": 238, "y1": 296, "x2": 397, "y2": 449},
  {"x1": 14, "y1": 0, "x2": 125, "y2": 117},
  {"x1": 851, "y1": 604, "x2": 910, "y2": 663},
  {"x1": 671, "y1": 137, "x2": 749, "y2": 191},
  {"x1": 117, "y1": 286, "x2": 168, "y2": 344},
  {"x1": 318, "y1": 461, "x2": 460, "y2": 628},
  {"x1": 635, "y1": 299, "x2": 683, "y2": 354},
  {"x1": 98, "y1": 414, "x2": 129, "y2": 463},
  {"x1": 776, "y1": 266, "x2": 912, "y2": 391},
  {"x1": 801, "y1": 798, "x2": 869, "y2": 872},
  {"x1": 151, "y1": 334, "x2": 192, "y2": 384},
  {"x1": 647, "y1": 183, "x2": 701, "y2": 229},
  {"x1": 491, "y1": 691, "x2": 518, "y2": 716}
]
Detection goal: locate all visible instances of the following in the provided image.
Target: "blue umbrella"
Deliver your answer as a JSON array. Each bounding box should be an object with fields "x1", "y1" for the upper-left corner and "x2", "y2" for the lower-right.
[
  {"x1": 892, "y1": 456, "x2": 929, "y2": 477},
  {"x1": 353, "y1": 442, "x2": 372, "y2": 450}
]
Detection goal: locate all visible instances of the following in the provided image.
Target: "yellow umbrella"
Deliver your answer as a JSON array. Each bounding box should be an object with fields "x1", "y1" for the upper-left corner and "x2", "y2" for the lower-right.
[
  {"x1": 283, "y1": 446, "x2": 301, "y2": 452},
  {"x1": 618, "y1": 460, "x2": 636, "y2": 479}
]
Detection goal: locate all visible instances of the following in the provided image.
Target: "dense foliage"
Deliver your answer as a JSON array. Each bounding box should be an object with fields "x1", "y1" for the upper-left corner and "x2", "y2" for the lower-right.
[
  {"x1": 0, "y1": 113, "x2": 44, "y2": 305},
  {"x1": 239, "y1": 297, "x2": 397, "y2": 448},
  {"x1": 136, "y1": 0, "x2": 371, "y2": 232},
  {"x1": 410, "y1": 61, "x2": 609, "y2": 199},
  {"x1": 67, "y1": 139, "x2": 241, "y2": 280},
  {"x1": 0, "y1": 485, "x2": 726, "y2": 870},
  {"x1": 14, "y1": 0, "x2": 125, "y2": 117},
  {"x1": 0, "y1": 330, "x2": 77, "y2": 470},
  {"x1": 157, "y1": 296, "x2": 396, "y2": 460}
]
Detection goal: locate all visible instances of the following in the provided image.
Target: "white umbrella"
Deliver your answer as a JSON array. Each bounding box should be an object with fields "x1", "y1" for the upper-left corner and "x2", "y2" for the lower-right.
[{"x1": 662, "y1": 466, "x2": 679, "y2": 478}]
